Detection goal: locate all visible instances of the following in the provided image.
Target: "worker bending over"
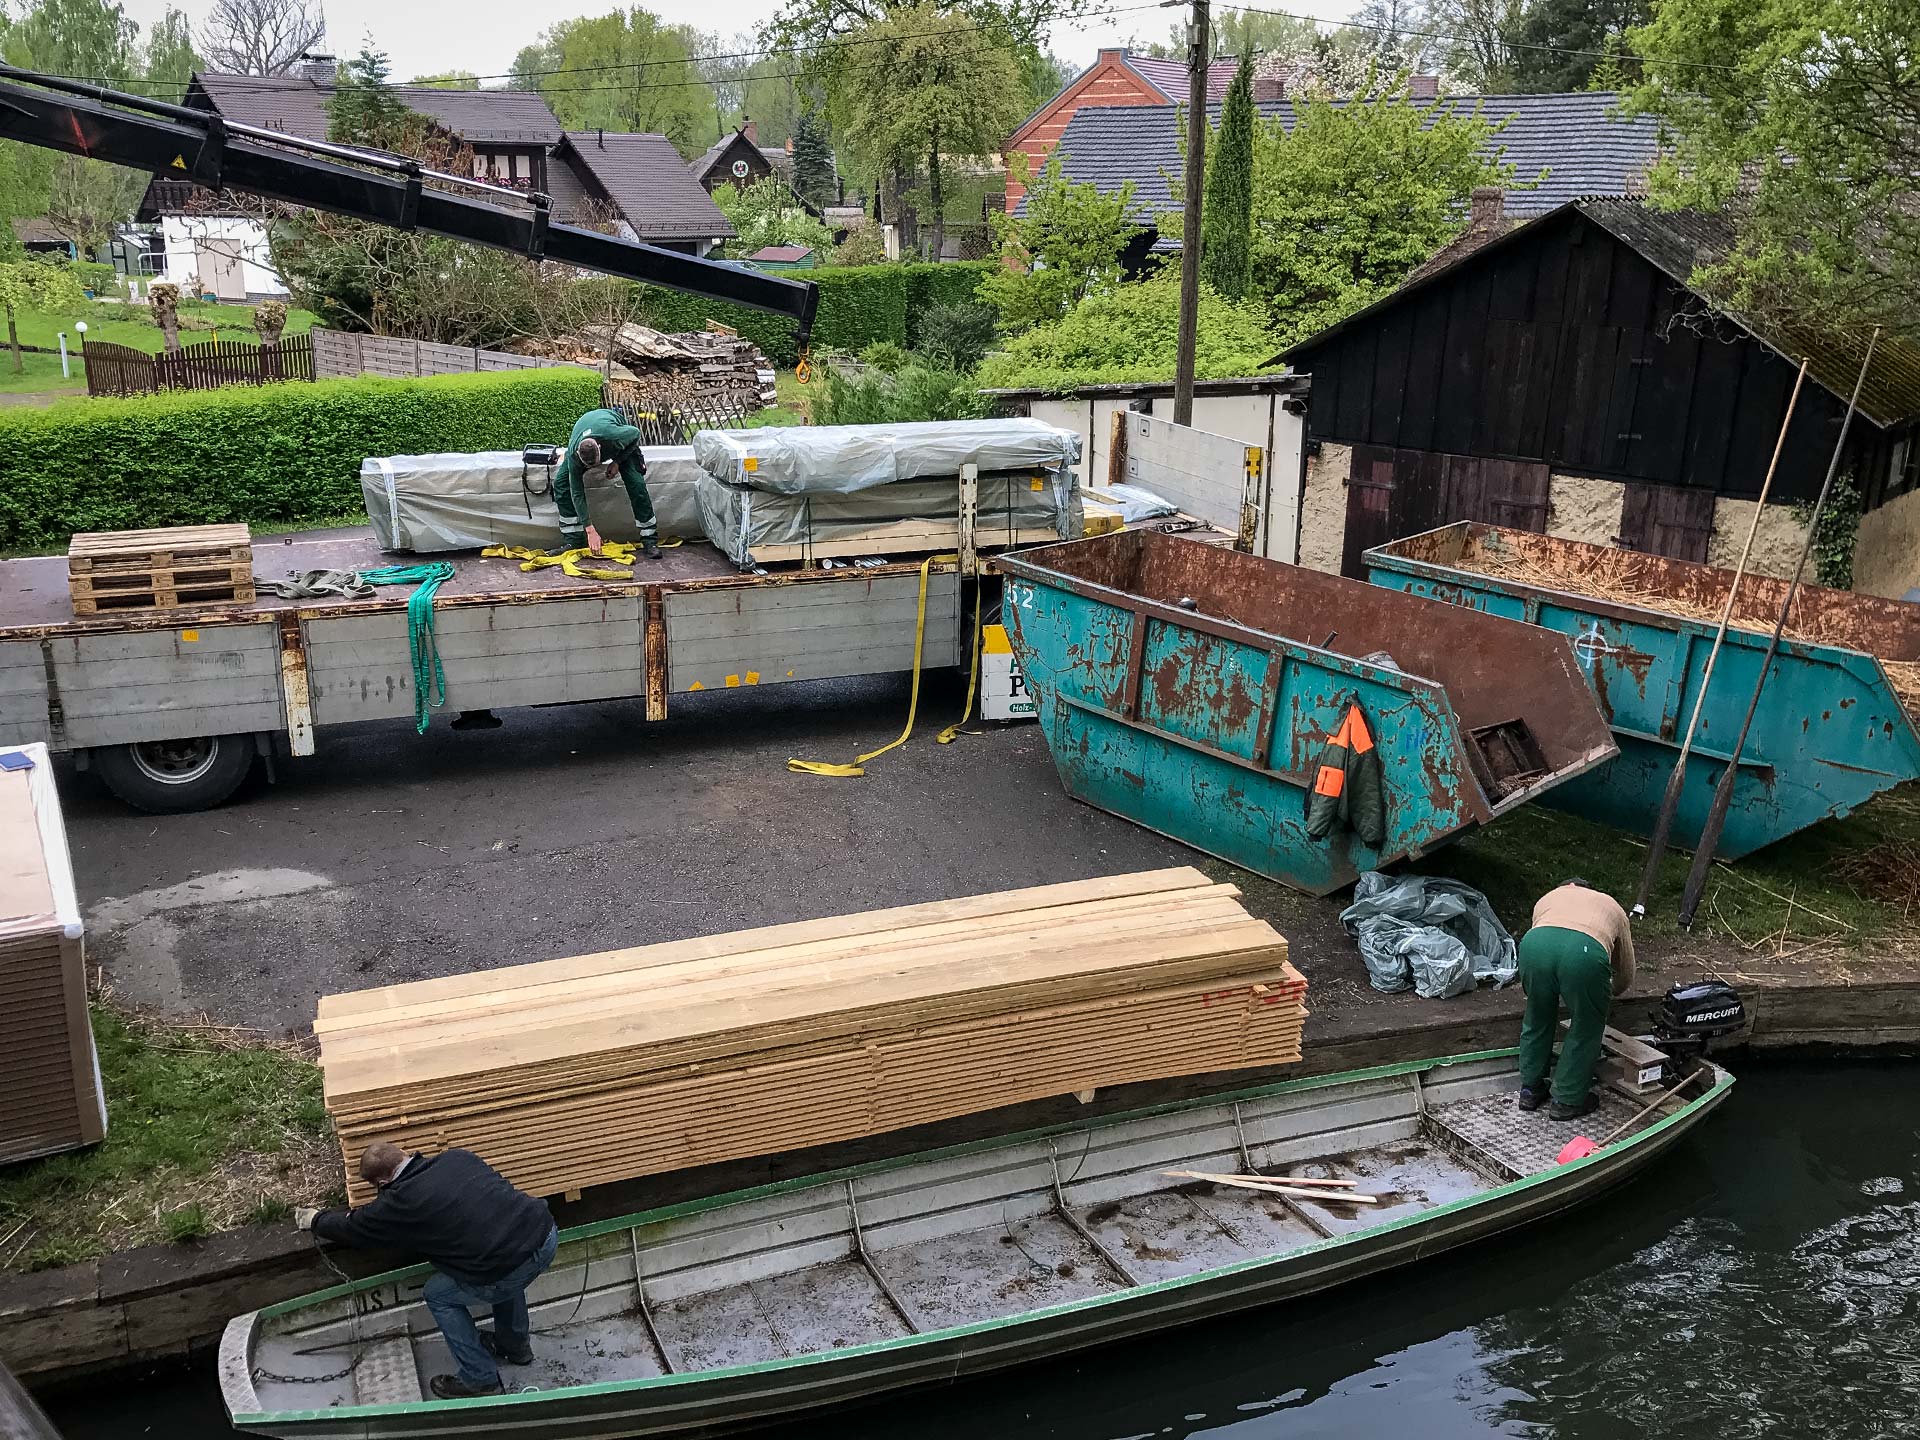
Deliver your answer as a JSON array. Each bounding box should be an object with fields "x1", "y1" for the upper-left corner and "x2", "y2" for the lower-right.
[
  {"x1": 298, "y1": 1141, "x2": 557, "y2": 1398},
  {"x1": 556, "y1": 408, "x2": 659, "y2": 559},
  {"x1": 1516, "y1": 878, "x2": 1635, "y2": 1121}
]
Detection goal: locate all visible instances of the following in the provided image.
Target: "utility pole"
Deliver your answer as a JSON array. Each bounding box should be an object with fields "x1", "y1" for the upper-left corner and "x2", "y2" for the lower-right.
[{"x1": 1172, "y1": 0, "x2": 1209, "y2": 426}]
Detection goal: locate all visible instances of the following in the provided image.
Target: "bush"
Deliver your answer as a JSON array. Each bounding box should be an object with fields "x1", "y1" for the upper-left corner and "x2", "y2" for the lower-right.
[
  {"x1": 630, "y1": 261, "x2": 994, "y2": 366},
  {"x1": 913, "y1": 300, "x2": 998, "y2": 371},
  {"x1": 860, "y1": 340, "x2": 909, "y2": 372},
  {"x1": 833, "y1": 221, "x2": 885, "y2": 267},
  {"x1": 0, "y1": 367, "x2": 601, "y2": 549},
  {"x1": 976, "y1": 274, "x2": 1279, "y2": 392},
  {"x1": 812, "y1": 363, "x2": 991, "y2": 425},
  {"x1": 72, "y1": 260, "x2": 119, "y2": 297}
]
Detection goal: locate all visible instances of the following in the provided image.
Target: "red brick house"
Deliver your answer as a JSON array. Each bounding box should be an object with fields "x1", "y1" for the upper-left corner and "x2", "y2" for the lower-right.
[{"x1": 1003, "y1": 49, "x2": 1239, "y2": 211}]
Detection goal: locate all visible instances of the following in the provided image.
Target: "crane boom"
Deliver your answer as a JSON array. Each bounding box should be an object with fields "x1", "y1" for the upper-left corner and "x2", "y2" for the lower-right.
[{"x1": 0, "y1": 66, "x2": 819, "y2": 350}]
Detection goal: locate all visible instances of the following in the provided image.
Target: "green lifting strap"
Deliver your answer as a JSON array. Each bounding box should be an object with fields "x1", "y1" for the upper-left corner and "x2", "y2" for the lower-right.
[{"x1": 353, "y1": 563, "x2": 455, "y2": 734}]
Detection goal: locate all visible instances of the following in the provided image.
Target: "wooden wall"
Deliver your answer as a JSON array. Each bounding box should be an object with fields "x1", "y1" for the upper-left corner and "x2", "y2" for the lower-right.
[{"x1": 1290, "y1": 209, "x2": 1886, "y2": 505}]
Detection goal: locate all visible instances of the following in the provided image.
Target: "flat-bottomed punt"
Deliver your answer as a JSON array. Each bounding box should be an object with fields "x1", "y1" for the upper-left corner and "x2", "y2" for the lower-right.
[{"x1": 222, "y1": 1049, "x2": 1732, "y2": 1438}]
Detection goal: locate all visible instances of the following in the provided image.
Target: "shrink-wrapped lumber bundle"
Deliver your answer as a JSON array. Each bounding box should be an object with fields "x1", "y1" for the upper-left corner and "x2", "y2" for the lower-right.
[{"x1": 316, "y1": 868, "x2": 1307, "y2": 1203}]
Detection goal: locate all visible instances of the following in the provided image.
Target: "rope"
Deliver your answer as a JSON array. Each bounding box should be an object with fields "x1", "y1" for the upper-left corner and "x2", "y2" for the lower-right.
[
  {"x1": 789, "y1": 555, "x2": 947, "y2": 778},
  {"x1": 354, "y1": 564, "x2": 455, "y2": 734}
]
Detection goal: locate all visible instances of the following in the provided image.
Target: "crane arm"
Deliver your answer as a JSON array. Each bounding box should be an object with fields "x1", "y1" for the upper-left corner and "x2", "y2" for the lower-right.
[{"x1": 0, "y1": 66, "x2": 819, "y2": 351}]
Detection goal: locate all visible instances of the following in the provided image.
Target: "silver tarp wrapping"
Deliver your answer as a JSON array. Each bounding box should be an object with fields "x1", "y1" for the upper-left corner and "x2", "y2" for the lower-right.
[
  {"x1": 693, "y1": 418, "x2": 1080, "y2": 508},
  {"x1": 697, "y1": 470, "x2": 1076, "y2": 568},
  {"x1": 358, "y1": 448, "x2": 708, "y2": 552}
]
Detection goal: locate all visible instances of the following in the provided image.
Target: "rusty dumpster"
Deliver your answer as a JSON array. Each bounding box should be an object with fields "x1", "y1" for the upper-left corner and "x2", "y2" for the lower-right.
[
  {"x1": 995, "y1": 531, "x2": 1619, "y2": 895},
  {"x1": 1364, "y1": 523, "x2": 1920, "y2": 858}
]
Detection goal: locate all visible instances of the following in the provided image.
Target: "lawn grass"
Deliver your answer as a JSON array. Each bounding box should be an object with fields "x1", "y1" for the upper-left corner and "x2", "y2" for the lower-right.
[
  {"x1": 737, "y1": 367, "x2": 813, "y2": 428},
  {"x1": 0, "y1": 1008, "x2": 337, "y2": 1271},
  {"x1": 1427, "y1": 783, "x2": 1920, "y2": 955},
  {"x1": 3, "y1": 298, "x2": 320, "y2": 357},
  {"x1": 0, "y1": 350, "x2": 86, "y2": 396}
]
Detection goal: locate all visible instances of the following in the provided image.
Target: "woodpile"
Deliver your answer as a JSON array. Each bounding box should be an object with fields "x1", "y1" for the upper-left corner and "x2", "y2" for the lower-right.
[
  {"x1": 512, "y1": 321, "x2": 776, "y2": 416},
  {"x1": 0, "y1": 743, "x2": 106, "y2": 1164},
  {"x1": 316, "y1": 868, "x2": 1306, "y2": 1204},
  {"x1": 68, "y1": 523, "x2": 254, "y2": 615}
]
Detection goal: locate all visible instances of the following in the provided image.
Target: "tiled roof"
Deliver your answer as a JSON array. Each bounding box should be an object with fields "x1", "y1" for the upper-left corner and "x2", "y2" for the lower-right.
[
  {"x1": 1122, "y1": 53, "x2": 1241, "y2": 103},
  {"x1": 1576, "y1": 199, "x2": 1920, "y2": 430},
  {"x1": 557, "y1": 132, "x2": 735, "y2": 242},
  {"x1": 1026, "y1": 91, "x2": 1662, "y2": 223},
  {"x1": 191, "y1": 72, "x2": 561, "y2": 145},
  {"x1": 748, "y1": 245, "x2": 812, "y2": 262}
]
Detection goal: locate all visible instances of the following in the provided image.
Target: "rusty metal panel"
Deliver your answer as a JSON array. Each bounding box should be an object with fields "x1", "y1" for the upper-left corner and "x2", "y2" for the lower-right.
[
  {"x1": 998, "y1": 531, "x2": 1617, "y2": 895},
  {"x1": 1365, "y1": 522, "x2": 1920, "y2": 858}
]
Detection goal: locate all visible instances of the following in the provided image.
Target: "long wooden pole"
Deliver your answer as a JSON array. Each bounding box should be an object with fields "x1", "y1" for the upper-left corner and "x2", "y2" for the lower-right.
[
  {"x1": 1678, "y1": 329, "x2": 1881, "y2": 928},
  {"x1": 1631, "y1": 358, "x2": 1809, "y2": 920},
  {"x1": 1172, "y1": 0, "x2": 1209, "y2": 427}
]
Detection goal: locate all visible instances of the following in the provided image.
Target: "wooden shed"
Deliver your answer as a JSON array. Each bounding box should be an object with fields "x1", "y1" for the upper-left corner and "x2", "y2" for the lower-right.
[{"x1": 1280, "y1": 200, "x2": 1920, "y2": 597}]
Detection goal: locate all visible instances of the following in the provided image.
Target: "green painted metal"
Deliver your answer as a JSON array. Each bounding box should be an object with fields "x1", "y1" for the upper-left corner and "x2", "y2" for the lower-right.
[
  {"x1": 993, "y1": 532, "x2": 1618, "y2": 894},
  {"x1": 1364, "y1": 523, "x2": 1920, "y2": 858}
]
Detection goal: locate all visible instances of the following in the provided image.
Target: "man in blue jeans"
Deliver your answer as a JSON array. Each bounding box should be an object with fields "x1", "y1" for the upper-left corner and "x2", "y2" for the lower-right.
[{"x1": 298, "y1": 1141, "x2": 557, "y2": 1398}]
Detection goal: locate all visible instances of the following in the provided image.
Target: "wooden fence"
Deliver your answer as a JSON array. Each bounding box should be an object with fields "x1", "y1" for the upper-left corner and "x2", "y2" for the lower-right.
[
  {"x1": 83, "y1": 336, "x2": 316, "y2": 397},
  {"x1": 309, "y1": 328, "x2": 588, "y2": 382}
]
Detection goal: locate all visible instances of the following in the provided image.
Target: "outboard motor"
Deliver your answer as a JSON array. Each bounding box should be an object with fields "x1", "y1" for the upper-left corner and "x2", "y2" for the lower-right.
[{"x1": 1650, "y1": 979, "x2": 1746, "y2": 1070}]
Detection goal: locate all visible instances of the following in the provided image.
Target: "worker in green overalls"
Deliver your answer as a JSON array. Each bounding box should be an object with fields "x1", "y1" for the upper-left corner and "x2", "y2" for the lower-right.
[
  {"x1": 1516, "y1": 878, "x2": 1636, "y2": 1121},
  {"x1": 555, "y1": 409, "x2": 659, "y2": 559}
]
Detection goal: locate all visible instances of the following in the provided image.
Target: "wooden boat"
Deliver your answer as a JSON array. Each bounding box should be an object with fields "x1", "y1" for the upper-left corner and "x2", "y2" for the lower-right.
[{"x1": 221, "y1": 1048, "x2": 1732, "y2": 1438}]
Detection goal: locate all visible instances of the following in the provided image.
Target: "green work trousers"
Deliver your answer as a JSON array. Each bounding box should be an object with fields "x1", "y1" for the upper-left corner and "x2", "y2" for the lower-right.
[{"x1": 1517, "y1": 925, "x2": 1613, "y2": 1106}]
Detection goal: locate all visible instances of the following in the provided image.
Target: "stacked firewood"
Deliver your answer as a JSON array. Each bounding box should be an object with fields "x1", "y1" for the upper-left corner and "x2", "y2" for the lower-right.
[{"x1": 511, "y1": 322, "x2": 776, "y2": 414}]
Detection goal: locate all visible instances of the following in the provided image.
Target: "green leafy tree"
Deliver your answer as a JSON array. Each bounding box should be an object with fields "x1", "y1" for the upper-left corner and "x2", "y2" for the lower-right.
[
  {"x1": 791, "y1": 110, "x2": 836, "y2": 209},
  {"x1": 767, "y1": 0, "x2": 1082, "y2": 55},
  {"x1": 11, "y1": 0, "x2": 138, "y2": 81},
  {"x1": 823, "y1": 4, "x2": 1028, "y2": 260},
  {"x1": 832, "y1": 219, "x2": 885, "y2": 265},
  {"x1": 0, "y1": 258, "x2": 86, "y2": 372},
  {"x1": 515, "y1": 11, "x2": 713, "y2": 155},
  {"x1": 1626, "y1": 0, "x2": 1918, "y2": 341},
  {"x1": 409, "y1": 71, "x2": 480, "y2": 90},
  {"x1": 1426, "y1": 0, "x2": 1524, "y2": 91},
  {"x1": 712, "y1": 177, "x2": 836, "y2": 257},
  {"x1": 141, "y1": 7, "x2": 201, "y2": 101},
  {"x1": 1202, "y1": 56, "x2": 1255, "y2": 300},
  {"x1": 1505, "y1": 0, "x2": 1647, "y2": 91},
  {"x1": 1249, "y1": 80, "x2": 1522, "y2": 342},
  {"x1": 980, "y1": 150, "x2": 1140, "y2": 332},
  {"x1": 977, "y1": 272, "x2": 1277, "y2": 390}
]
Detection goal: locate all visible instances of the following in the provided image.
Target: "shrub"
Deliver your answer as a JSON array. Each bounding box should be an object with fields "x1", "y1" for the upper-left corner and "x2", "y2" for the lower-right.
[
  {"x1": 976, "y1": 274, "x2": 1279, "y2": 392},
  {"x1": 0, "y1": 367, "x2": 600, "y2": 549},
  {"x1": 913, "y1": 300, "x2": 998, "y2": 371},
  {"x1": 162, "y1": 1203, "x2": 211, "y2": 1243},
  {"x1": 812, "y1": 363, "x2": 991, "y2": 425},
  {"x1": 861, "y1": 340, "x2": 909, "y2": 372},
  {"x1": 73, "y1": 260, "x2": 120, "y2": 297},
  {"x1": 833, "y1": 221, "x2": 885, "y2": 266}
]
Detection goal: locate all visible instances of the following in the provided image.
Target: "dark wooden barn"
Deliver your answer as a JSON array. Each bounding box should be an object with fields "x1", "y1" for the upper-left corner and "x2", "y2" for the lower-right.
[{"x1": 1281, "y1": 199, "x2": 1920, "y2": 575}]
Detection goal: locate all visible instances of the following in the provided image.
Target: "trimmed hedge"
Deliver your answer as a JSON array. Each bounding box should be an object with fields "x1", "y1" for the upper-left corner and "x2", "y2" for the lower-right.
[
  {"x1": 0, "y1": 367, "x2": 601, "y2": 550},
  {"x1": 634, "y1": 261, "x2": 993, "y2": 365}
]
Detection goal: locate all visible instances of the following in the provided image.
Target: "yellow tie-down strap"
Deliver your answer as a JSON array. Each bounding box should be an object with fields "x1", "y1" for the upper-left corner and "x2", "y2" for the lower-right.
[{"x1": 481, "y1": 539, "x2": 682, "y2": 581}]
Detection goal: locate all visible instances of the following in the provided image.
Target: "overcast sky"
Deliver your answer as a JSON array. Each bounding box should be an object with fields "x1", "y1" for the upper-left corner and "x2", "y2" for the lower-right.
[{"x1": 106, "y1": 0, "x2": 1356, "y2": 89}]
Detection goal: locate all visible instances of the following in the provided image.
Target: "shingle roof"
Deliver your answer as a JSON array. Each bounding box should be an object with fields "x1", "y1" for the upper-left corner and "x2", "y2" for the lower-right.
[
  {"x1": 1026, "y1": 91, "x2": 1661, "y2": 223},
  {"x1": 191, "y1": 71, "x2": 562, "y2": 145},
  {"x1": 1122, "y1": 53, "x2": 1241, "y2": 103},
  {"x1": 557, "y1": 132, "x2": 735, "y2": 242},
  {"x1": 748, "y1": 245, "x2": 812, "y2": 262},
  {"x1": 1576, "y1": 199, "x2": 1920, "y2": 430}
]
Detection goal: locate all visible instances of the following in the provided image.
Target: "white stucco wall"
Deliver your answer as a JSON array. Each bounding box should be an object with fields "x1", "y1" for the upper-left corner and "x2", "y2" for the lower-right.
[
  {"x1": 158, "y1": 216, "x2": 288, "y2": 299},
  {"x1": 1299, "y1": 444, "x2": 1350, "y2": 573},
  {"x1": 1704, "y1": 497, "x2": 1811, "y2": 581},
  {"x1": 1546, "y1": 473, "x2": 1623, "y2": 547},
  {"x1": 1855, "y1": 486, "x2": 1920, "y2": 599}
]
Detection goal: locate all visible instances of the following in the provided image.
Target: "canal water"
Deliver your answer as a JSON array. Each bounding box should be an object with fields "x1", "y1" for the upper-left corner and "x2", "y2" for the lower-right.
[{"x1": 42, "y1": 1060, "x2": 1920, "y2": 1439}]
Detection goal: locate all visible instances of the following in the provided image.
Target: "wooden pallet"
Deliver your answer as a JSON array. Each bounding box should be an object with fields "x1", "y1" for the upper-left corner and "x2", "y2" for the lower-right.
[{"x1": 67, "y1": 524, "x2": 254, "y2": 615}]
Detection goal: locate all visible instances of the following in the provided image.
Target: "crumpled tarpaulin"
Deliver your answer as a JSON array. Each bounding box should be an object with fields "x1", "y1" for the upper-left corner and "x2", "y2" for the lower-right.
[{"x1": 1339, "y1": 872, "x2": 1518, "y2": 999}]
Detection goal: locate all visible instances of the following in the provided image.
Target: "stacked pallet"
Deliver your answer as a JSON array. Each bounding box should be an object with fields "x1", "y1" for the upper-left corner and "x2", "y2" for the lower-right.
[
  {"x1": 317, "y1": 868, "x2": 1306, "y2": 1203},
  {"x1": 68, "y1": 524, "x2": 254, "y2": 615},
  {"x1": 0, "y1": 743, "x2": 107, "y2": 1164}
]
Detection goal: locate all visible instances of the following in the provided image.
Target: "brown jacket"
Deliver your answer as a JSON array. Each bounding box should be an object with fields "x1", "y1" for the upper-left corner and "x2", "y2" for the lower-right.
[{"x1": 1531, "y1": 884, "x2": 1636, "y2": 996}]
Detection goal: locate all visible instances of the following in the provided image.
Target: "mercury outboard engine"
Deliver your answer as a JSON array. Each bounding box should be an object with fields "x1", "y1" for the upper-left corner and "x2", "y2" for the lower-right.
[{"x1": 1650, "y1": 979, "x2": 1746, "y2": 1070}]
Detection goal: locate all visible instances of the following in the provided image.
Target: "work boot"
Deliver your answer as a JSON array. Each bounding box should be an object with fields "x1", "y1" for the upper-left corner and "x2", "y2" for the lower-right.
[
  {"x1": 481, "y1": 1331, "x2": 534, "y2": 1366},
  {"x1": 430, "y1": 1373, "x2": 504, "y2": 1399},
  {"x1": 643, "y1": 541, "x2": 663, "y2": 561},
  {"x1": 1516, "y1": 1083, "x2": 1547, "y2": 1112},
  {"x1": 1548, "y1": 1093, "x2": 1600, "y2": 1122}
]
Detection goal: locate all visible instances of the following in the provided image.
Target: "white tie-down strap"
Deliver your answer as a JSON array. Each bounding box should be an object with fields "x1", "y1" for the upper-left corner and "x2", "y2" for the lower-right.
[{"x1": 376, "y1": 457, "x2": 403, "y2": 548}]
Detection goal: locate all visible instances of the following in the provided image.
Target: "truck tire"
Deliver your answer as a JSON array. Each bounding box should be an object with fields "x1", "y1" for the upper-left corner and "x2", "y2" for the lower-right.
[{"x1": 92, "y1": 734, "x2": 256, "y2": 814}]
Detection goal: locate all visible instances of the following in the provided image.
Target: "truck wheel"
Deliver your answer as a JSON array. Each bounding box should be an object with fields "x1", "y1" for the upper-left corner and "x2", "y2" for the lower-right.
[{"x1": 92, "y1": 735, "x2": 256, "y2": 814}]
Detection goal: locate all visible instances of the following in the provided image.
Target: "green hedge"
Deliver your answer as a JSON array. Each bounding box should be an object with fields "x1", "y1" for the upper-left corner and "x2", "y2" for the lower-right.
[
  {"x1": 0, "y1": 367, "x2": 600, "y2": 550},
  {"x1": 633, "y1": 261, "x2": 993, "y2": 365}
]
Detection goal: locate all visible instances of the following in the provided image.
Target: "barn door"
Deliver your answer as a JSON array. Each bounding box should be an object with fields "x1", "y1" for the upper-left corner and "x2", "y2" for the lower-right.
[
  {"x1": 1343, "y1": 446, "x2": 1549, "y2": 577},
  {"x1": 1343, "y1": 446, "x2": 1397, "y2": 577},
  {"x1": 1619, "y1": 484, "x2": 1715, "y2": 561},
  {"x1": 1445, "y1": 455, "x2": 1551, "y2": 533}
]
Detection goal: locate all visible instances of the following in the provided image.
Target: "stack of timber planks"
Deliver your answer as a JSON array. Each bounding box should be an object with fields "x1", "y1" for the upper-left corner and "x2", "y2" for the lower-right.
[
  {"x1": 68, "y1": 524, "x2": 254, "y2": 615},
  {"x1": 317, "y1": 868, "x2": 1306, "y2": 1204},
  {"x1": 0, "y1": 743, "x2": 107, "y2": 1164}
]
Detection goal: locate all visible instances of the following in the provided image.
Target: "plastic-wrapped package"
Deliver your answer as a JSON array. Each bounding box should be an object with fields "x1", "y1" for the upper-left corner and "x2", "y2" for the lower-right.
[
  {"x1": 697, "y1": 469, "x2": 1074, "y2": 568},
  {"x1": 1338, "y1": 872, "x2": 1518, "y2": 999},
  {"x1": 359, "y1": 448, "x2": 709, "y2": 553},
  {"x1": 693, "y1": 418, "x2": 1080, "y2": 494},
  {"x1": 1091, "y1": 484, "x2": 1179, "y2": 522}
]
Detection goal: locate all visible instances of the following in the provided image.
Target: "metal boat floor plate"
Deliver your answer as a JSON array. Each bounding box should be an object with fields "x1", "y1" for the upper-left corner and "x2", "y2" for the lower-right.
[
  {"x1": 652, "y1": 1259, "x2": 910, "y2": 1371},
  {"x1": 874, "y1": 1213, "x2": 1126, "y2": 1328},
  {"x1": 1429, "y1": 1088, "x2": 1652, "y2": 1176}
]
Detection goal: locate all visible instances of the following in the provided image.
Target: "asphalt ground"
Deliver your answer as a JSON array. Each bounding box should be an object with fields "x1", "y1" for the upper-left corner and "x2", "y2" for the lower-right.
[{"x1": 58, "y1": 671, "x2": 1510, "y2": 1040}]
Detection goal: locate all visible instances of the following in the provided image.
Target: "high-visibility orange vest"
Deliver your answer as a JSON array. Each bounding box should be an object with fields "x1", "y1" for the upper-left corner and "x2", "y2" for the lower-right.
[{"x1": 1305, "y1": 701, "x2": 1386, "y2": 845}]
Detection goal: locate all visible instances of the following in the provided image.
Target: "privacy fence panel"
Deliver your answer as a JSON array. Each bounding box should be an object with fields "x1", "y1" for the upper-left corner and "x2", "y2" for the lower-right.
[{"x1": 309, "y1": 328, "x2": 589, "y2": 383}]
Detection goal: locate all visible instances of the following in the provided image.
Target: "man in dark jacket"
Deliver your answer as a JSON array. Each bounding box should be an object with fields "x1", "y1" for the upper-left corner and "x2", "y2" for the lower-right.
[
  {"x1": 297, "y1": 1141, "x2": 557, "y2": 1398},
  {"x1": 554, "y1": 407, "x2": 658, "y2": 559}
]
